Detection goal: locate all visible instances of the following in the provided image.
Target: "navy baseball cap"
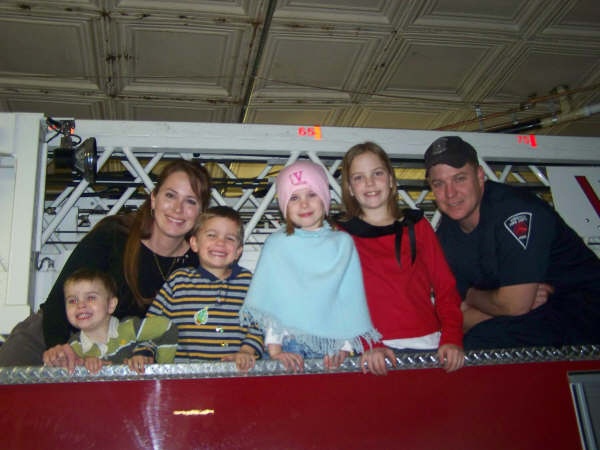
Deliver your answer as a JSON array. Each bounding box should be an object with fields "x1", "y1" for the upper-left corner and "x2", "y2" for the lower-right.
[{"x1": 424, "y1": 136, "x2": 478, "y2": 174}]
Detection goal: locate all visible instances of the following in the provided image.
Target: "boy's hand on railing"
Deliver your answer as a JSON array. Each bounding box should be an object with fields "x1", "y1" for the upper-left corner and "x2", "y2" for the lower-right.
[
  {"x1": 125, "y1": 355, "x2": 154, "y2": 374},
  {"x1": 83, "y1": 356, "x2": 111, "y2": 374},
  {"x1": 222, "y1": 350, "x2": 256, "y2": 372}
]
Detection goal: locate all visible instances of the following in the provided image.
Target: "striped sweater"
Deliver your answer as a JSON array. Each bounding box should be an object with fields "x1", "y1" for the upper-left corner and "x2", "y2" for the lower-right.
[
  {"x1": 69, "y1": 315, "x2": 177, "y2": 363},
  {"x1": 147, "y1": 264, "x2": 264, "y2": 361}
]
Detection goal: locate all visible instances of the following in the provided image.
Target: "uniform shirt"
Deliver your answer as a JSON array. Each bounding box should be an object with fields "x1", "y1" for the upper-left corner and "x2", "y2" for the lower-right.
[
  {"x1": 148, "y1": 264, "x2": 263, "y2": 361},
  {"x1": 437, "y1": 181, "x2": 600, "y2": 299}
]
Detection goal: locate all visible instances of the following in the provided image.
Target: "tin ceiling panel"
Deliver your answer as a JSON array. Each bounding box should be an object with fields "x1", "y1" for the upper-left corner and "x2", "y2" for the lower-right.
[{"x1": 0, "y1": 0, "x2": 598, "y2": 136}]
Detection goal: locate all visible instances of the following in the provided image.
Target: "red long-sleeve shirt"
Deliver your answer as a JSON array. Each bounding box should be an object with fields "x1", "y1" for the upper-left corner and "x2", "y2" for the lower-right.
[{"x1": 339, "y1": 217, "x2": 463, "y2": 348}]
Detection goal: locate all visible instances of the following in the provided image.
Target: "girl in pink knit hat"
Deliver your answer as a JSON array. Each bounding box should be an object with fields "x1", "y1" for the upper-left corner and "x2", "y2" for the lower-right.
[{"x1": 241, "y1": 160, "x2": 380, "y2": 372}]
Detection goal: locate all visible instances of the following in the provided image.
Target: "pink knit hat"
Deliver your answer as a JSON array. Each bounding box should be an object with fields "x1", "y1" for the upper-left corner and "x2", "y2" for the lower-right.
[{"x1": 276, "y1": 161, "x2": 331, "y2": 219}]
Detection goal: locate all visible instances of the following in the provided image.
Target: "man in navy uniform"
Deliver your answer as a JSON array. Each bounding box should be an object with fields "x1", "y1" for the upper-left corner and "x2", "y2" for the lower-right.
[{"x1": 425, "y1": 135, "x2": 600, "y2": 349}]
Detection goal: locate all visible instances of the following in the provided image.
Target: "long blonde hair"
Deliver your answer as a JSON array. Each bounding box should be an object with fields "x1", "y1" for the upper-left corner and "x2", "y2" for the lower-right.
[{"x1": 340, "y1": 141, "x2": 400, "y2": 220}]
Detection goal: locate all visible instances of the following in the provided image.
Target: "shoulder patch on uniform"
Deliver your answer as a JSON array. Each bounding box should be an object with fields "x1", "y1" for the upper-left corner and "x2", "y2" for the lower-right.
[{"x1": 503, "y1": 212, "x2": 532, "y2": 249}]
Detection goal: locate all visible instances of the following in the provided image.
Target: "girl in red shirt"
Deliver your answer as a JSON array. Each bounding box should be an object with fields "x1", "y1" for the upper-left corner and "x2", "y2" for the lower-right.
[{"x1": 337, "y1": 142, "x2": 464, "y2": 375}]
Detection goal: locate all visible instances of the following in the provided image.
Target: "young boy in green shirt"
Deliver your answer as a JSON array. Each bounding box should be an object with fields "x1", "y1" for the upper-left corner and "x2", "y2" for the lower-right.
[{"x1": 43, "y1": 267, "x2": 177, "y2": 374}]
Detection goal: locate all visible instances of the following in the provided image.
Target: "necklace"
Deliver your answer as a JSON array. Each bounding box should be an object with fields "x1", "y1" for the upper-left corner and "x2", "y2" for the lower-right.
[{"x1": 152, "y1": 252, "x2": 178, "y2": 282}]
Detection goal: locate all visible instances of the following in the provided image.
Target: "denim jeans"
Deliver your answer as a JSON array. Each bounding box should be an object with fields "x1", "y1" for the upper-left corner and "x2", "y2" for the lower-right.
[{"x1": 281, "y1": 336, "x2": 323, "y2": 359}]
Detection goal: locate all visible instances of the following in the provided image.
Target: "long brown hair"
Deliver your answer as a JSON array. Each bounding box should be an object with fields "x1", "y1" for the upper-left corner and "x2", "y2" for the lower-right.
[
  {"x1": 340, "y1": 141, "x2": 400, "y2": 221},
  {"x1": 124, "y1": 159, "x2": 212, "y2": 308}
]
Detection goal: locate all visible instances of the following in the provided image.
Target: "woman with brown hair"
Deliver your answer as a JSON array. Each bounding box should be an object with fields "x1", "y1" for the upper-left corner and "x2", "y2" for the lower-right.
[{"x1": 0, "y1": 159, "x2": 212, "y2": 368}]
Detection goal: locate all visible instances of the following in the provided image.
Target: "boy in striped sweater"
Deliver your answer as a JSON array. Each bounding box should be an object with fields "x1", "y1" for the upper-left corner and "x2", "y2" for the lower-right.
[{"x1": 145, "y1": 206, "x2": 263, "y2": 372}]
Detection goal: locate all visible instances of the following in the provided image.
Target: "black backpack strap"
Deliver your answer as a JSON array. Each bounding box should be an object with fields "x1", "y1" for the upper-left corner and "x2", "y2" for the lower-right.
[
  {"x1": 394, "y1": 209, "x2": 424, "y2": 266},
  {"x1": 394, "y1": 222, "x2": 404, "y2": 266},
  {"x1": 408, "y1": 222, "x2": 417, "y2": 265}
]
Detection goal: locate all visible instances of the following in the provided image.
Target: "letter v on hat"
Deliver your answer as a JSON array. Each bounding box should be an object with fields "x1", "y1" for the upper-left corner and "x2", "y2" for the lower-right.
[{"x1": 290, "y1": 170, "x2": 305, "y2": 185}]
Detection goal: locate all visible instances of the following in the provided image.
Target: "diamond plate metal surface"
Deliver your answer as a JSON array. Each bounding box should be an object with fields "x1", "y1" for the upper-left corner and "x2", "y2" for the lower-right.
[{"x1": 1, "y1": 345, "x2": 598, "y2": 385}]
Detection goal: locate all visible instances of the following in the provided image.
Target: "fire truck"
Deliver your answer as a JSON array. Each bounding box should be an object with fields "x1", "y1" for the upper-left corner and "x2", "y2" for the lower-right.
[{"x1": 0, "y1": 113, "x2": 599, "y2": 449}]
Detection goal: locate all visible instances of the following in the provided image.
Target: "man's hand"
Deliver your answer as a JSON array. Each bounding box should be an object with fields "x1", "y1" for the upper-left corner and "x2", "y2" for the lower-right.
[{"x1": 531, "y1": 283, "x2": 554, "y2": 310}]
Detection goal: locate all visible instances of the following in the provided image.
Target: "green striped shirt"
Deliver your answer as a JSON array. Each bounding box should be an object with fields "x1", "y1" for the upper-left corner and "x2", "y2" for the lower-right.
[{"x1": 69, "y1": 315, "x2": 177, "y2": 363}]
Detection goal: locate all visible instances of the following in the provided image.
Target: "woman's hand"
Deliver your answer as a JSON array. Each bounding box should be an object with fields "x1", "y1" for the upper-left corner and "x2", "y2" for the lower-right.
[{"x1": 42, "y1": 344, "x2": 82, "y2": 373}]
